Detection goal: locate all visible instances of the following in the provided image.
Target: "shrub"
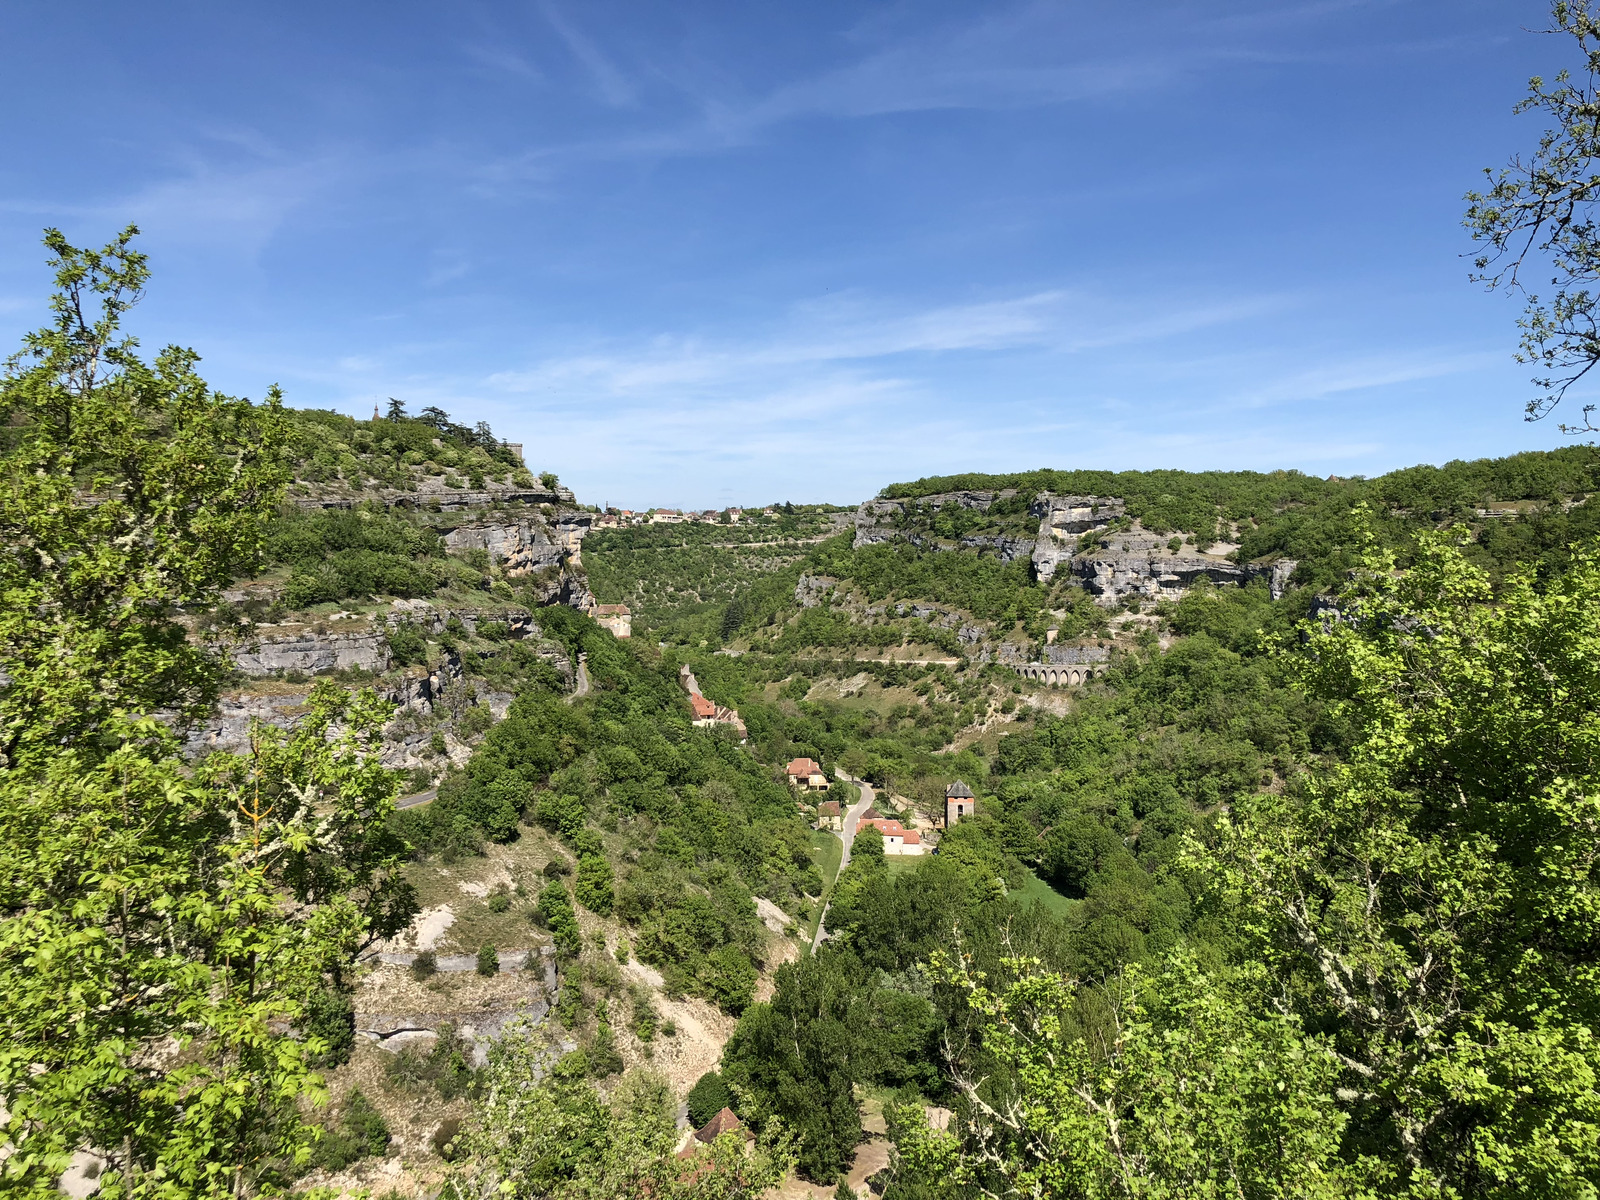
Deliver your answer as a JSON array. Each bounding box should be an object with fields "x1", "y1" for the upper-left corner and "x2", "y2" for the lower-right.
[
  {"x1": 536, "y1": 880, "x2": 581, "y2": 957},
  {"x1": 543, "y1": 857, "x2": 572, "y2": 878},
  {"x1": 486, "y1": 885, "x2": 511, "y2": 914},
  {"x1": 411, "y1": 950, "x2": 437, "y2": 980},
  {"x1": 630, "y1": 984, "x2": 658, "y2": 1043},
  {"x1": 432, "y1": 1117, "x2": 462, "y2": 1161},
  {"x1": 302, "y1": 987, "x2": 355, "y2": 1067},
  {"x1": 575, "y1": 853, "x2": 614, "y2": 915},
  {"x1": 476, "y1": 943, "x2": 498, "y2": 977},
  {"x1": 687, "y1": 1071, "x2": 735, "y2": 1129},
  {"x1": 311, "y1": 1089, "x2": 391, "y2": 1171},
  {"x1": 386, "y1": 623, "x2": 428, "y2": 666},
  {"x1": 342, "y1": 1090, "x2": 391, "y2": 1157},
  {"x1": 387, "y1": 1024, "x2": 476, "y2": 1101}
]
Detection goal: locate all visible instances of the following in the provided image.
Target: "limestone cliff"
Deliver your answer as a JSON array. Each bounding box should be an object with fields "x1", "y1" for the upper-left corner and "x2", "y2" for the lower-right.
[
  {"x1": 1029, "y1": 494, "x2": 1125, "y2": 582},
  {"x1": 852, "y1": 488, "x2": 1295, "y2": 610}
]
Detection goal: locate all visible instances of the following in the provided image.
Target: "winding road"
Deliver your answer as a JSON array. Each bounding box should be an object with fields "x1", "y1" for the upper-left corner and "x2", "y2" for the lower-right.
[
  {"x1": 566, "y1": 652, "x2": 590, "y2": 704},
  {"x1": 812, "y1": 771, "x2": 876, "y2": 954}
]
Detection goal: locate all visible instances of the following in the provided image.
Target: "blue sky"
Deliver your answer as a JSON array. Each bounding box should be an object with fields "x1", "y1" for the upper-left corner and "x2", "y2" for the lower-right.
[{"x1": 0, "y1": 1, "x2": 1574, "y2": 509}]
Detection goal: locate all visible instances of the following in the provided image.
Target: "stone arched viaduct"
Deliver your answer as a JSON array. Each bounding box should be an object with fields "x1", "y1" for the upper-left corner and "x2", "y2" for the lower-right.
[{"x1": 1013, "y1": 663, "x2": 1105, "y2": 687}]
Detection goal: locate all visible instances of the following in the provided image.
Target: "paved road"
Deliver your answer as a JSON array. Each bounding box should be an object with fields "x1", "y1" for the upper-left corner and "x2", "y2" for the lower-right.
[
  {"x1": 812, "y1": 772, "x2": 875, "y2": 954},
  {"x1": 397, "y1": 788, "x2": 437, "y2": 810},
  {"x1": 565, "y1": 652, "x2": 590, "y2": 704}
]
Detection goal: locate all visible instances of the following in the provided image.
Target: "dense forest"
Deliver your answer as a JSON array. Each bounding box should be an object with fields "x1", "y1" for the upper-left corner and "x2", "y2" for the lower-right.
[{"x1": 7, "y1": 72, "x2": 1600, "y2": 1197}]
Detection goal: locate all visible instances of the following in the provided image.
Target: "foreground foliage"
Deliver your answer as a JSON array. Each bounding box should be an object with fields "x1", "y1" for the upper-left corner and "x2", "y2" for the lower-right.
[
  {"x1": 0, "y1": 230, "x2": 410, "y2": 1197},
  {"x1": 888, "y1": 536, "x2": 1600, "y2": 1198}
]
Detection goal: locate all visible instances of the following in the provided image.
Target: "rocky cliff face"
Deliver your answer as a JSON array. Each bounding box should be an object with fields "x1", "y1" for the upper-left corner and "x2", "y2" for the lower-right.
[
  {"x1": 1029, "y1": 494, "x2": 1125, "y2": 582},
  {"x1": 294, "y1": 479, "x2": 575, "y2": 512},
  {"x1": 440, "y1": 511, "x2": 593, "y2": 570},
  {"x1": 1072, "y1": 527, "x2": 1252, "y2": 606},
  {"x1": 854, "y1": 489, "x2": 1028, "y2": 557},
  {"x1": 440, "y1": 511, "x2": 595, "y2": 610},
  {"x1": 234, "y1": 625, "x2": 392, "y2": 675},
  {"x1": 189, "y1": 600, "x2": 573, "y2": 771},
  {"x1": 853, "y1": 489, "x2": 1295, "y2": 609}
]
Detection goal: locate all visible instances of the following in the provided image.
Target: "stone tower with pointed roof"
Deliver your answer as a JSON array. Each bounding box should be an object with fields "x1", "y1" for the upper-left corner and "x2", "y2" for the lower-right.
[{"x1": 945, "y1": 780, "x2": 975, "y2": 827}]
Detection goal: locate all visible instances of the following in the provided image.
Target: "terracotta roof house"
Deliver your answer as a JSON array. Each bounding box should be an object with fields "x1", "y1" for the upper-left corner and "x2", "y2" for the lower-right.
[
  {"x1": 945, "y1": 780, "x2": 975, "y2": 827},
  {"x1": 675, "y1": 1108, "x2": 753, "y2": 1159},
  {"x1": 816, "y1": 799, "x2": 843, "y2": 831},
  {"x1": 679, "y1": 665, "x2": 747, "y2": 739},
  {"x1": 592, "y1": 603, "x2": 631, "y2": 639},
  {"x1": 786, "y1": 757, "x2": 828, "y2": 790},
  {"x1": 858, "y1": 816, "x2": 926, "y2": 856}
]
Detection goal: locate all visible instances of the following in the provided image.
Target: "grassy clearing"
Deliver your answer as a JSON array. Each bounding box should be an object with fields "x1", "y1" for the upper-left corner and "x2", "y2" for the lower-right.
[
  {"x1": 806, "y1": 829, "x2": 845, "y2": 945},
  {"x1": 1007, "y1": 869, "x2": 1077, "y2": 918},
  {"x1": 398, "y1": 823, "x2": 571, "y2": 955}
]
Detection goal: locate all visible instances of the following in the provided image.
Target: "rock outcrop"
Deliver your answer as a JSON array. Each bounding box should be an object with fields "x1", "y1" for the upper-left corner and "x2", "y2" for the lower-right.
[
  {"x1": 853, "y1": 490, "x2": 1029, "y2": 557},
  {"x1": 293, "y1": 481, "x2": 575, "y2": 512},
  {"x1": 233, "y1": 627, "x2": 392, "y2": 675},
  {"x1": 1073, "y1": 527, "x2": 1252, "y2": 606},
  {"x1": 852, "y1": 489, "x2": 1296, "y2": 610},
  {"x1": 1029, "y1": 494, "x2": 1124, "y2": 582},
  {"x1": 440, "y1": 511, "x2": 593, "y2": 573},
  {"x1": 795, "y1": 574, "x2": 837, "y2": 608}
]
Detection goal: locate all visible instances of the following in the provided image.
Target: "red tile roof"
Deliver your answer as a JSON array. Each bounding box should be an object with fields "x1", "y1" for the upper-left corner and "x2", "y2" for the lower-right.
[
  {"x1": 858, "y1": 817, "x2": 920, "y2": 845},
  {"x1": 690, "y1": 694, "x2": 717, "y2": 719},
  {"x1": 786, "y1": 757, "x2": 824, "y2": 778},
  {"x1": 593, "y1": 604, "x2": 630, "y2": 616},
  {"x1": 695, "y1": 1107, "x2": 743, "y2": 1143},
  {"x1": 817, "y1": 801, "x2": 841, "y2": 816}
]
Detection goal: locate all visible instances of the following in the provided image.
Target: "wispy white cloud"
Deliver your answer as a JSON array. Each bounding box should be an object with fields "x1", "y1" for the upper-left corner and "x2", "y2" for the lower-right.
[
  {"x1": 539, "y1": 2, "x2": 635, "y2": 107},
  {"x1": 485, "y1": 288, "x2": 1277, "y2": 397},
  {"x1": 1227, "y1": 350, "x2": 1498, "y2": 409},
  {"x1": 459, "y1": 42, "x2": 545, "y2": 82}
]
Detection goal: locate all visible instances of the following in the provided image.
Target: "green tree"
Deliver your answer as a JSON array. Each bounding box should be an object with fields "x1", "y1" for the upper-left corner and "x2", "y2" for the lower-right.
[
  {"x1": 896, "y1": 952, "x2": 1357, "y2": 1199},
  {"x1": 896, "y1": 535, "x2": 1600, "y2": 1196},
  {"x1": 852, "y1": 824, "x2": 885, "y2": 866},
  {"x1": 723, "y1": 954, "x2": 862, "y2": 1183},
  {"x1": 576, "y1": 852, "x2": 615, "y2": 915},
  {"x1": 1468, "y1": 0, "x2": 1600, "y2": 431},
  {"x1": 0, "y1": 225, "x2": 287, "y2": 771},
  {"x1": 1205, "y1": 534, "x2": 1600, "y2": 1195},
  {"x1": 0, "y1": 230, "x2": 411, "y2": 1197},
  {"x1": 452, "y1": 1033, "x2": 787, "y2": 1199},
  {"x1": 687, "y1": 1070, "x2": 735, "y2": 1128},
  {"x1": 537, "y1": 878, "x2": 582, "y2": 957},
  {"x1": 477, "y1": 943, "x2": 499, "y2": 977}
]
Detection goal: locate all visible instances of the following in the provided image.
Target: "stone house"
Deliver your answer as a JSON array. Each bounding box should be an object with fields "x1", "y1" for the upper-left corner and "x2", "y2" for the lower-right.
[
  {"x1": 592, "y1": 604, "x2": 631, "y2": 638},
  {"x1": 786, "y1": 757, "x2": 828, "y2": 790},
  {"x1": 945, "y1": 780, "x2": 975, "y2": 826},
  {"x1": 816, "y1": 800, "x2": 843, "y2": 831}
]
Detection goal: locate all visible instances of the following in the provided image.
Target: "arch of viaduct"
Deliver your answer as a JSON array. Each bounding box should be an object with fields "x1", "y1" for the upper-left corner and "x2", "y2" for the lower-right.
[{"x1": 1013, "y1": 663, "x2": 1106, "y2": 687}]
